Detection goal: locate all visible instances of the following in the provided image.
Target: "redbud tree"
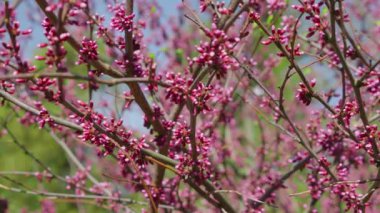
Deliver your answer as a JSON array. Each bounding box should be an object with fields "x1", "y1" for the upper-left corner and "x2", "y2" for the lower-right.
[{"x1": 0, "y1": 0, "x2": 379, "y2": 212}]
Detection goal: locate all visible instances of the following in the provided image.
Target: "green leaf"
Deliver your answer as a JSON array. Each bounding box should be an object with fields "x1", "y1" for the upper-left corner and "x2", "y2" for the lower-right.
[
  {"x1": 149, "y1": 52, "x2": 156, "y2": 60},
  {"x1": 321, "y1": 7, "x2": 329, "y2": 15},
  {"x1": 151, "y1": 6, "x2": 157, "y2": 14},
  {"x1": 266, "y1": 15, "x2": 274, "y2": 25}
]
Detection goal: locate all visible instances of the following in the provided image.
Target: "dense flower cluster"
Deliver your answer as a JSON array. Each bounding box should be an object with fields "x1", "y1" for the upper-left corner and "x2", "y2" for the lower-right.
[
  {"x1": 39, "y1": 18, "x2": 69, "y2": 67},
  {"x1": 165, "y1": 72, "x2": 192, "y2": 104},
  {"x1": 118, "y1": 137, "x2": 148, "y2": 168},
  {"x1": 171, "y1": 121, "x2": 191, "y2": 148},
  {"x1": 1, "y1": 80, "x2": 15, "y2": 94},
  {"x1": 29, "y1": 77, "x2": 56, "y2": 92},
  {"x1": 355, "y1": 125, "x2": 379, "y2": 161},
  {"x1": 191, "y1": 24, "x2": 240, "y2": 79},
  {"x1": 77, "y1": 38, "x2": 99, "y2": 64},
  {"x1": 292, "y1": 0, "x2": 326, "y2": 39},
  {"x1": 331, "y1": 164, "x2": 362, "y2": 211},
  {"x1": 261, "y1": 26, "x2": 287, "y2": 45},
  {"x1": 189, "y1": 83, "x2": 213, "y2": 113},
  {"x1": 363, "y1": 70, "x2": 380, "y2": 98},
  {"x1": 333, "y1": 101, "x2": 359, "y2": 126},
  {"x1": 110, "y1": 4, "x2": 135, "y2": 32},
  {"x1": 296, "y1": 79, "x2": 316, "y2": 105}
]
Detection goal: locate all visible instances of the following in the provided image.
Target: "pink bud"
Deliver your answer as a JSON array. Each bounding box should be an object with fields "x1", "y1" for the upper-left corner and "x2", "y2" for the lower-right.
[
  {"x1": 35, "y1": 56, "x2": 46, "y2": 60},
  {"x1": 45, "y1": 4, "x2": 57, "y2": 12},
  {"x1": 21, "y1": 29, "x2": 32, "y2": 35},
  {"x1": 59, "y1": 33, "x2": 70, "y2": 41},
  {"x1": 38, "y1": 43, "x2": 48, "y2": 48},
  {"x1": 310, "y1": 78, "x2": 317, "y2": 87}
]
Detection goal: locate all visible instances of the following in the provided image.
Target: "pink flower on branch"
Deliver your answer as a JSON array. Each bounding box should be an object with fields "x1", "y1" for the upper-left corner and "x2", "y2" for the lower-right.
[
  {"x1": 77, "y1": 38, "x2": 98, "y2": 64},
  {"x1": 296, "y1": 79, "x2": 316, "y2": 106},
  {"x1": 110, "y1": 5, "x2": 135, "y2": 32}
]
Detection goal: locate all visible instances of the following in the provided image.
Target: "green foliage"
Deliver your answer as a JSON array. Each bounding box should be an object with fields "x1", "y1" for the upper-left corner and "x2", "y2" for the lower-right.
[
  {"x1": 0, "y1": 106, "x2": 72, "y2": 211},
  {"x1": 0, "y1": 104, "x2": 114, "y2": 212}
]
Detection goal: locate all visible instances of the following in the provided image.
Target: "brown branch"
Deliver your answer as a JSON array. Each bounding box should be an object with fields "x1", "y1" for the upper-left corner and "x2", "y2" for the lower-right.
[
  {"x1": 290, "y1": 178, "x2": 380, "y2": 197},
  {"x1": 324, "y1": 0, "x2": 379, "y2": 159},
  {"x1": 0, "y1": 72, "x2": 169, "y2": 87},
  {"x1": 252, "y1": 155, "x2": 312, "y2": 208}
]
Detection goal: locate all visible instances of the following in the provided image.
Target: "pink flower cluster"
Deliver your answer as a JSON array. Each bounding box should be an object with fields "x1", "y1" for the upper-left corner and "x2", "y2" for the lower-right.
[
  {"x1": 296, "y1": 79, "x2": 316, "y2": 105},
  {"x1": 110, "y1": 4, "x2": 135, "y2": 32},
  {"x1": 191, "y1": 24, "x2": 240, "y2": 79},
  {"x1": 77, "y1": 38, "x2": 98, "y2": 64}
]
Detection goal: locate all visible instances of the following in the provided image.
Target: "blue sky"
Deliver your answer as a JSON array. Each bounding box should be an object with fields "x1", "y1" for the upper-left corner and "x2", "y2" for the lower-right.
[{"x1": 16, "y1": 0, "x2": 186, "y2": 57}]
